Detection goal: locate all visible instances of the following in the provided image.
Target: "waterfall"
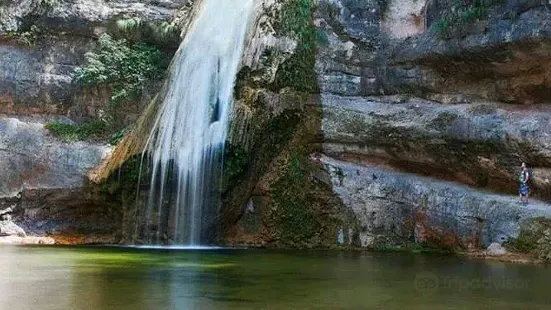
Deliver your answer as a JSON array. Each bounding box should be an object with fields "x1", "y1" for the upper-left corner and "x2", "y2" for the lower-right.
[{"x1": 135, "y1": 0, "x2": 254, "y2": 245}]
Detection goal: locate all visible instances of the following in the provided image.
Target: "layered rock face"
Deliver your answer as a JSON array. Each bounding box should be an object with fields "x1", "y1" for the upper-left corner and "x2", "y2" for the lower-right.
[
  {"x1": 217, "y1": 0, "x2": 551, "y2": 253},
  {"x1": 0, "y1": 117, "x2": 115, "y2": 243},
  {"x1": 312, "y1": 0, "x2": 551, "y2": 251},
  {"x1": 2, "y1": 0, "x2": 551, "y2": 252},
  {"x1": 0, "y1": 0, "x2": 190, "y2": 118},
  {"x1": 0, "y1": 0, "x2": 192, "y2": 243},
  {"x1": 322, "y1": 155, "x2": 551, "y2": 248}
]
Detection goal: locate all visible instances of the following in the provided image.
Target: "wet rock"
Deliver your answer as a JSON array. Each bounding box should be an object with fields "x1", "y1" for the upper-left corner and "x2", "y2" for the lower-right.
[{"x1": 487, "y1": 243, "x2": 508, "y2": 257}]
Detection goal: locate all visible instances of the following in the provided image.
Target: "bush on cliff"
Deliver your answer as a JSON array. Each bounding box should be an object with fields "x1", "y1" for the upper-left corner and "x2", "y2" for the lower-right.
[
  {"x1": 434, "y1": 0, "x2": 502, "y2": 38},
  {"x1": 73, "y1": 34, "x2": 169, "y2": 121},
  {"x1": 271, "y1": 0, "x2": 319, "y2": 94},
  {"x1": 44, "y1": 120, "x2": 107, "y2": 142}
]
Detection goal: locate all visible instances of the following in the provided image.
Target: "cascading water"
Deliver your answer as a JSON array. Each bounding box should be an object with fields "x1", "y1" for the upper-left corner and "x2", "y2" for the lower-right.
[{"x1": 135, "y1": 0, "x2": 254, "y2": 245}]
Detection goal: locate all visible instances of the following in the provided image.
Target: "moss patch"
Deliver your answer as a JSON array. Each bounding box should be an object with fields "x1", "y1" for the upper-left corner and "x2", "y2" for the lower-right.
[
  {"x1": 222, "y1": 143, "x2": 249, "y2": 192},
  {"x1": 434, "y1": 0, "x2": 503, "y2": 39},
  {"x1": 271, "y1": 153, "x2": 320, "y2": 245},
  {"x1": 45, "y1": 120, "x2": 107, "y2": 142},
  {"x1": 112, "y1": 18, "x2": 181, "y2": 47},
  {"x1": 505, "y1": 218, "x2": 551, "y2": 261},
  {"x1": 271, "y1": 0, "x2": 319, "y2": 94}
]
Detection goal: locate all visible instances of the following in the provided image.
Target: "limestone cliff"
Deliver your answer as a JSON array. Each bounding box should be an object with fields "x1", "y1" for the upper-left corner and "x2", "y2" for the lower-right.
[
  {"x1": 2, "y1": 0, "x2": 551, "y2": 258},
  {"x1": 223, "y1": 0, "x2": 551, "y2": 258},
  {"x1": 308, "y1": 0, "x2": 551, "y2": 256},
  {"x1": 0, "y1": 0, "x2": 193, "y2": 243}
]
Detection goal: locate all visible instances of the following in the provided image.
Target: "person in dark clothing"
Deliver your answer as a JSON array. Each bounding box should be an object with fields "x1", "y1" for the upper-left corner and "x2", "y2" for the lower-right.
[{"x1": 519, "y1": 162, "x2": 530, "y2": 204}]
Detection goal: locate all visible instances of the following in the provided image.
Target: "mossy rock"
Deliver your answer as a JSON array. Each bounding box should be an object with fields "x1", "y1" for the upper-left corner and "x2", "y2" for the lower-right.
[{"x1": 506, "y1": 218, "x2": 551, "y2": 261}]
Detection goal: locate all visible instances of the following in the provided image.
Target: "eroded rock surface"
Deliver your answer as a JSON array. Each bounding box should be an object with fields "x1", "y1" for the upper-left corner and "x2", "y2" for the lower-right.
[
  {"x1": 0, "y1": 117, "x2": 110, "y2": 198},
  {"x1": 0, "y1": 0, "x2": 192, "y2": 118},
  {"x1": 321, "y1": 155, "x2": 551, "y2": 249},
  {"x1": 0, "y1": 117, "x2": 118, "y2": 242},
  {"x1": 321, "y1": 94, "x2": 551, "y2": 200}
]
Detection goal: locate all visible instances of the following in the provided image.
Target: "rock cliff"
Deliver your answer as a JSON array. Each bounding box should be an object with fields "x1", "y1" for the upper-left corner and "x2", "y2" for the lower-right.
[
  {"x1": 0, "y1": 0, "x2": 192, "y2": 243},
  {"x1": 2, "y1": 0, "x2": 551, "y2": 257},
  {"x1": 220, "y1": 0, "x2": 551, "y2": 259},
  {"x1": 304, "y1": 0, "x2": 551, "y2": 256}
]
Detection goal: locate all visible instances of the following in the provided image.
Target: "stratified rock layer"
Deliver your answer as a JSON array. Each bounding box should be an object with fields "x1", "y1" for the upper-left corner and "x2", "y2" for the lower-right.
[
  {"x1": 321, "y1": 155, "x2": 551, "y2": 249},
  {"x1": 321, "y1": 94, "x2": 551, "y2": 200},
  {"x1": 0, "y1": 117, "x2": 118, "y2": 242}
]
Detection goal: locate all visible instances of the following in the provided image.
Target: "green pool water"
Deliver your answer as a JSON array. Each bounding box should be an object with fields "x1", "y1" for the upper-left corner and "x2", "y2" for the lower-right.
[{"x1": 1, "y1": 245, "x2": 550, "y2": 309}]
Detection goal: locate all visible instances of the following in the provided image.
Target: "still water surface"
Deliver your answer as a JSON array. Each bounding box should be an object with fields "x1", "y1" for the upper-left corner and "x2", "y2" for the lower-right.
[{"x1": 0, "y1": 246, "x2": 550, "y2": 309}]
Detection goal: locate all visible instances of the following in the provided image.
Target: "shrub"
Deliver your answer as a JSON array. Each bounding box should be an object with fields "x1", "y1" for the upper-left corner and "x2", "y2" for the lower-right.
[
  {"x1": 73, "y1": 34, "x2": 169, "y2": 121},
  {"x1": 114, "y1": 18, "x2": 181, "y2": 46},
  {"x1": 271, "y1": 0, "x2": 319, "y2": 93},
  {"x1": 5, "y1": 25, "x2": 42, "y2": 47},
  {"x1": 434, "y1": 0, "x2": 502, "y2": 39},
  {"x1": 435, "y1": 19, "x2": 451, "y2": 37},
  {"x1": 45, "y1": 120, "x2": 107, "y2": 142}
]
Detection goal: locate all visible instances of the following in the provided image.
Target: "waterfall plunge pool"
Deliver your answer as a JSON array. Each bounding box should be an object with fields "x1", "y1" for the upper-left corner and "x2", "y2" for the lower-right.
[{"x1": 1, "y1": 245, "x2": 550, "y2": 309}]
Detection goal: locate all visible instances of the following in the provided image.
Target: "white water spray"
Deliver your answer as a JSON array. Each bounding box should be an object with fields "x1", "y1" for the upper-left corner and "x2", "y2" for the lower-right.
[{"x1": 136, "y1": 0, "x2": 254, "y2": 245}]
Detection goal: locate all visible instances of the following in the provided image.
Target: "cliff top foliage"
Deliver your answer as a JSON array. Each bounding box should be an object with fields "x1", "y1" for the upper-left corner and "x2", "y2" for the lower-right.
[{"x1": 73, "y1": 34, "x2": 169, "y2": 122}]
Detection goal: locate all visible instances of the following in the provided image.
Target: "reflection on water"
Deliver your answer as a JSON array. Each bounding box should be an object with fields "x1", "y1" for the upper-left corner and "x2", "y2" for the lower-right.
[{"x1": 1, "y1": 246, "x2": 550, "y2": 310}]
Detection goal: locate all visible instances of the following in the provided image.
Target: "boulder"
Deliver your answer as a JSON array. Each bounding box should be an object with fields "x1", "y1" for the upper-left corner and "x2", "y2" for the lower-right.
[
  {"x1": 0, "y1": 221, "x2": 26, "y2": 237},
  {"x1": 487, "y1": 242, "x2": 508, "y2": 257},
  {"x1": 0, "y1": 117, "x2": 111, "y2": 199}
]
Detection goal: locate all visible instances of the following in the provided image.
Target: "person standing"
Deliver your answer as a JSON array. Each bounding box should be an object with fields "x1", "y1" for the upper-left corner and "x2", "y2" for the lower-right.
[{"x1": 519, "y1": 162, "x2": 530, "y2": 204}]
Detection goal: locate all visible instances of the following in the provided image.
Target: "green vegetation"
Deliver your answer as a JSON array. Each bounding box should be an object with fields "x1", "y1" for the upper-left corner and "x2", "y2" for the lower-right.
[
  {"x1": 98, "y1": 154, "x2": 149, "y2": 209},
  {"x1": 108, "y1": 127, "x2": 128, "y2": 145},
  {"x1": 44, "y1": 120, "x2": 107, "y2": 142},
  {"x1": 222, "y1": 144, "x2": 249, "y2": 191},
  {"x1": 271, "y1": 0, "x2": 319, "y2": 93},
  {"x1": 46, "y1": 120, "x2": 128, "y2": 144},
  {"x1": 434, "y1": 0, "x2": 502, "y2": 38},
  {"x1": 504, "y1": 218, "x2": 551, "y2": 260},
  {"x1": 5, "y1": 25, "x2": 42, "y2": 47},
  {"x1": 505, "y1": 236, "x2": 537, "y2": 254},
  {"x1": 73, "y1": 34, "x2": 169, "y2": 121},
  {"x1": 272, "y1": 153, "x2": 320, "y2": 245},
  {"x1": 114, "y1": 18, "x2": 181, "y2": 46},
  {"x1": 373, "y1": 242, "x2": 453, "y2": 254}
]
